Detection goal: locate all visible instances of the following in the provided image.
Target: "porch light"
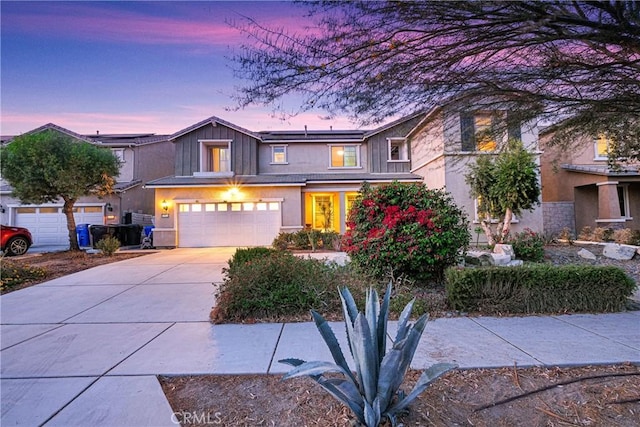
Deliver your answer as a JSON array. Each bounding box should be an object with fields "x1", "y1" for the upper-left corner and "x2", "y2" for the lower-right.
[{"x1": 161, "y1": 200, "x2": 169, "y2": 213}]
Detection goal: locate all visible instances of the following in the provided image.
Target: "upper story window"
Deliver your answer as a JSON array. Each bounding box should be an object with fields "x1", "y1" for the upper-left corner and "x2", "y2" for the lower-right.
[
  {"x1": 111, "y1": 148, "x2": 125, "y2": 163},
  {"x1": 594, "y1": 135, "x2": 611, "y2": 160},
  {"x1": 271, "y1": 145, "x2": 288, "y2": 164},
  {"x1": 461, "y1": 111, "x2": 521, "y2": 152},
  {"x1": 388, "y1": 138, "x2": 409, "y2": 161},
  {"x1": 330, "y1": 144, "x2": 360, "y2": 168},
  {"x1": 196, "y1": 140, "x2": 233, "y2": 177}
]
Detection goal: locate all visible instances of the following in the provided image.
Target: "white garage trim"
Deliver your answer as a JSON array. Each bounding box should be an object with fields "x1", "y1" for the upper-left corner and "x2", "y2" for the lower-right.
[{"x1": 177, "y1": 200, "x2": 281, "y2": 247}]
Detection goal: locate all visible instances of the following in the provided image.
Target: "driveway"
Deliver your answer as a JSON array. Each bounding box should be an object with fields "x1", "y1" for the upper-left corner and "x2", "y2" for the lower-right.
[{"x1": 1, "y1": 248, "x2": 639, "y2": 426}]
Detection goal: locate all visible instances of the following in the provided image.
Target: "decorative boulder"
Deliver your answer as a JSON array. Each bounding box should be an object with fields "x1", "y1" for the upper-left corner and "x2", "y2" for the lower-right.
[
  {"x1": 493, "y1": 244, "x2": 515, "y2": 258},
  {"x1": 602, "y1": 243, "x2": 637, "y2": 261},
  {"x1": 490, "y1": 253, "x2": 512, "y2": 266},
  {"x1": 465, "y1": 251, "x2": 493, "y2": 266},
  {"x1": 577, "y1": 248, "x2": 597, "y2": 260}
]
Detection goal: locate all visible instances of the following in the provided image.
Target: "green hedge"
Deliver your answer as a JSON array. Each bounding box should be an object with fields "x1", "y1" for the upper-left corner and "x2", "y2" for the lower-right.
[
  {"x1": 213, "y1": 251, "x2": 358, "y2": 323},
  {"x1": 445, "y1": 265, "x2": 636, "y2": 314}
]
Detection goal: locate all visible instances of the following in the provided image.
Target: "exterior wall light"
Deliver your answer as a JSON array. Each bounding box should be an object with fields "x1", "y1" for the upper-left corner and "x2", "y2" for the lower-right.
[{"x1": 161, "y1": 200, "x2": 170, "y2": 218}]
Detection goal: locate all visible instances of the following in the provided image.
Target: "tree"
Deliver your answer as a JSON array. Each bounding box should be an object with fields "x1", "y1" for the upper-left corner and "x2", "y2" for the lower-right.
[
  {"x1": 342, "y1": 181, "x2": 470, "y2": 282},
  {"x1": 0, "y1": 130, "x2": 120, "y2": 251},
  {"x1": 233, "y1": 1, "x2": 640, "y2": 159},
  {"x1": 465, "y1": 140, "x2": 541, "y2": 245}
]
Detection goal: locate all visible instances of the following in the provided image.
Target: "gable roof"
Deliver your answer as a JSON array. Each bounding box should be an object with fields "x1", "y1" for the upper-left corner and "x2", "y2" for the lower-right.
[
  {"x1": 170, "y1": 116, "x2": 261, "y2": 141},
  {"x1": 4, "y1": 123, "x2": 95, "y2": 144},
  {"x1": 364, "y1": 110, "x2": 426, "y2": 139},
  {"x1": 258, "y1": 129, "x2": 366, "y2": 143}
]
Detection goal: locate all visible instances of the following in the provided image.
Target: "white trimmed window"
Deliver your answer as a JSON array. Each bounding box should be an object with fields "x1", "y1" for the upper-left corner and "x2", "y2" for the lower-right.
[
  {"x1": 388, "y1": 138, "x2": 408, "y2": 161},
  {"x1": 618, "y1": 184, "x2": 631, "y2": 218},
  {"x1": 112, "y1": 148, "x2": 125, "y2": 163},
  {"x1": 594, "y1": 135, "x2": 611, "y2": 160},
  {"x1": 330, "y1": 145, "x2": 360, "y2": 168},
  {"x1": 271, "y1": 145, "x2": 288, "y2": 164},
  {"x1": 196, "y1": 140, "x2": 233, "y2": 177}
]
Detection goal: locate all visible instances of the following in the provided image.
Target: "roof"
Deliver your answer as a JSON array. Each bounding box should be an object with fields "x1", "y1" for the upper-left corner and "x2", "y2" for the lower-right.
[
  {"x1": 364, "y1": 110, "x2": 427, "y2": 138},
  {"x1": 145, "y1": 173, "x2": 423, "y2": 188},
  {"x1": 561, "y1": 164, "x2": 640, "y2": 177},
  {"x1": 3, "y1": 123, "x2": 95, "y2": 144},
  {"x1": 170, "y1": 116, "x2": 261, "y2": 141},
  {"x1": 258, "y1": 129, "x2": 366, "y2": 143},
  {"x1": 88, "y1": 133, "x2": 171, "y2": 147}
]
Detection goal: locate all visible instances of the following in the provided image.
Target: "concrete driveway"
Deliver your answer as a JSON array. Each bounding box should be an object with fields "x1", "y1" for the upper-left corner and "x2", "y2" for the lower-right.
[{"x1": 1, "y1": 248, "x2": 639, "y2": 426}]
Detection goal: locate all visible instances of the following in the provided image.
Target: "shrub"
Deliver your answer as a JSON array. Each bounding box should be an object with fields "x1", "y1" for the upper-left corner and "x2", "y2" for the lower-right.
[
  {"x1": 95, "y1": 235, "x2": 120, "y2": 256},
  {"x1": 212, "y1": 251, "x2": 359, "y2": 322},
  {"x1": 505, "y1": 228, "x2": 545, "y2": 262},
  {"x1": 0, "y1": 259, "x2": 47, "y2": 291},
  {"x1": 343, "y1": 181, "x2": 470, "y2": 282},
  {"x1": 279, "y1": 285, "x2": 456, "y2": 427},
  {"x1": 578, "y1": 226, "x2": 592, "y2": 241},
  {"x1": 558, "y1": 227, "x2": 574, "y2": 242},
  {"x1": 272, "y1": 230, "x2": 342, "y2": 251},
  {"x1": 225, "y1": 247, "x2": 278, "y2": 277},
  {"x1": 445, "y1": 265, "x2": 636, "y2": 314},
  {"x1": 592, "y1": 227, "x2": 614, "y2": 242},
  {"x1": 613, "y1": 228, "x2": 638, "y2": 245}
]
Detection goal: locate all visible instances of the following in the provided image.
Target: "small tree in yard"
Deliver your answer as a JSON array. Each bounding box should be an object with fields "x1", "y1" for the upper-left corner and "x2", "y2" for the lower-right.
[
  {"x1": 342, "y1": 181, "x2": 470, "y2": 282},
  {"x1": 465, "y1": 140, "x2": 540, "y2": 245},
  {"x1": 0, "y1": 130, "x2": 120, "y2": 251}
]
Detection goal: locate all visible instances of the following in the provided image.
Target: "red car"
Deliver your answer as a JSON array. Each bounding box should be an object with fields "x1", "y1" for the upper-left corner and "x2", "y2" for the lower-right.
[{"x1": 1, "y1": 225, "x2": 33, "y2": 256}]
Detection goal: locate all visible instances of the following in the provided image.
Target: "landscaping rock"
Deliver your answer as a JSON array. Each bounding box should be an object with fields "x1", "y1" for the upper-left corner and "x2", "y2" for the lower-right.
[
  {"x1": 465, "y1": 251, "x2": 493, "y2": 266},
  {"x1": 508, "y1": 260, "x2": 524, "y2": 267},
  {"x1": 577, "y1": 248, "x2": 597, "y2": 260},
  {"x1": 493, "y1": 244, "x2": 515, "y2": 258},
  {"x1": 602, "y1": 243, "x2": 637, "y2": 261},
  {"x1": 490, "y1": 253, "x2": 511, "y2": 266}
]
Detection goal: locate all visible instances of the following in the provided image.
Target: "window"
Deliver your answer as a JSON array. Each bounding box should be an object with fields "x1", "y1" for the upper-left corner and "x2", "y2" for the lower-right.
[
  {"x1": 197, "y1": 140, "x2": 232, "y2": 176},
  {"x1": 271, "y1": 145, "x2": 288, "y2": 164},
  {"x1": 330, "y1": 145, "x2": 359, "y2": 168},
  {"x1": 460, "y1": 111, "x2": 514, "y2": 152},
  {"x1": 388, "y1": 138, "x2": 408, "y2": 161},
  {"x1": 112, "y1": 149, "x2": 125, "y2": 163},
  {"x1": 618, "y1": 184, "x2": 631, "y2": 218},
  {"x1": 594, "y1": 135, "x2": 611, "y2": 160}
]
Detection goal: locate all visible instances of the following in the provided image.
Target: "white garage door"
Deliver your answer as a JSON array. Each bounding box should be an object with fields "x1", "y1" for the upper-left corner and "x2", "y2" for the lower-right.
[
  {"x1": 15, "y1": 206, "x2": 104, "y2": 245},
  {"x1": 178, "y1": 201, "x2": 281, "y2": 247}
]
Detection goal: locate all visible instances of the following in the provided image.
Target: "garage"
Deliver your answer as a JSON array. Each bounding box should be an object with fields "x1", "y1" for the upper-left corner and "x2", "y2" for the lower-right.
[
  {"x1": 15, "y1": 205, "x2": 104, "y2": 245},
  {"x1": 178, "y1": 201, "x2": 281, "y2": 247}
]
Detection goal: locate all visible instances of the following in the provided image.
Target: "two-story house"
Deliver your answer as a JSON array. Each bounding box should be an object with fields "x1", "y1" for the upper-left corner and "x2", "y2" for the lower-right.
[
  {"x1": 0, "y1": 123, "x2": 174, "y2": 246},
  {"x1": 406, "y1": 107, "x2": 543, "y2": 241},
  {"x1": 540, "y1": 129, "x2": 640, "y2": 237},
  {"x1": 146, "y1": 110, "x2": 543, "y2": 248},
  {"x1": 145, "y1": 114, "x2": 424, "y2": 248}
]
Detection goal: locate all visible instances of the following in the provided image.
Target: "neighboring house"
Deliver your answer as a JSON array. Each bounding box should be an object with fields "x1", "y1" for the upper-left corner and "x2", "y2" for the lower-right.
[
  {"x1": 145, "y1": 115, "x2": 424, "y2": 248},
  {"x1": 0, "y1": 124, "x2": 174, "y2": 246},
  {"x1": 540, "y1": 130, "x2": 640, "y2": 237},
  {"x1": 406, "y1": 107, "x2": 543, "y2": 242}
]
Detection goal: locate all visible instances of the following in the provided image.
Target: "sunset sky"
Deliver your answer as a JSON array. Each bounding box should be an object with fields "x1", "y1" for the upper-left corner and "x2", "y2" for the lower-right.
[{"x1": 1, "y1": 1, "x2": 361, "y2": 136}]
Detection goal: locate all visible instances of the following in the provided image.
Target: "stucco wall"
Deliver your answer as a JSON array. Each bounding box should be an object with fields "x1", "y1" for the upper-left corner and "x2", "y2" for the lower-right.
[{"x1": 542, "y1": 202, "x2": 575, "y2": 237}]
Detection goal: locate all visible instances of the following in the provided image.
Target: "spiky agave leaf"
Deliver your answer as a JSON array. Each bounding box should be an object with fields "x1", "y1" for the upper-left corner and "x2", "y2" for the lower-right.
[
  {"x1": 310, "y1": 310, "x2": 358, "y2": 385},
  {"x1": 281, "y1": 360, "x2": 352, "y2": 380},
  {"x1": 395, "y1": 297, "x2": 416, "y2": 344},
  {"x1": 387, "y1": 363, "x2": 457, "y2": 415},
  {"x1": 315, "y1": 376, "x2": 366, "y2": 423},
  {"x1": 352, "y1": 313, "x2": 378, "y2": 405},
  {"x1": 376, "y1": 283, "x2": 392, "y2": 361}
]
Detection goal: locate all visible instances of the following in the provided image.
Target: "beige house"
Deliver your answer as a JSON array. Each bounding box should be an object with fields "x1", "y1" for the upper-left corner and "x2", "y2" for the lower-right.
[
  {"x1": 540, "y1": 130, "x2": 640, "y2": 237},
  {"x1": 407, "y1": 107, "x2": 543, "y2": 242}
]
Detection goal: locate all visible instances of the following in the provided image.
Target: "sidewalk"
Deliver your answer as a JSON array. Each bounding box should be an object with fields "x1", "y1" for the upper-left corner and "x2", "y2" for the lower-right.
[{"x1": 1, "y1": 248, "x2": 639, "y2": 426}]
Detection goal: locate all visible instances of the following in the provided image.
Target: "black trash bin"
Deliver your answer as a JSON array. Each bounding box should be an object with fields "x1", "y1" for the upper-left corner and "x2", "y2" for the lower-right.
[
  {"x1": 119, "y1": 224, "x2": 142, "y2": 246},
  {"x1": 89, "y1": 225, "x2": 118, "y2": 248}
]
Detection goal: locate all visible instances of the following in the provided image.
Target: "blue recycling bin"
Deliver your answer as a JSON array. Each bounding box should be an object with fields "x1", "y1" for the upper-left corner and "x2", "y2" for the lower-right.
[
  {"x1": 76, "y1": 224, "x2": 91, "y2": 247},
  {"x1": 143, "y1": 226, "x2": 155, "y2": 237}
]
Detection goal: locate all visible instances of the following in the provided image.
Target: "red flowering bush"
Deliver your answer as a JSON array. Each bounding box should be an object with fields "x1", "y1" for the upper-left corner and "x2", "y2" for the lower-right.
[{"x1": 342, "y1": 181, "x2": 470, "y2": 282}]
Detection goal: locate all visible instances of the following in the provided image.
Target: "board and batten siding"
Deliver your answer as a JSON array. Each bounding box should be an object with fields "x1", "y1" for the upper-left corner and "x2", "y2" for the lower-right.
[
  {"x1": 366, "y1": 115, "x2": 423, "y2": 173},
  {"x1": 174, "y1": 123, "x2": 259, "y2": 176}
]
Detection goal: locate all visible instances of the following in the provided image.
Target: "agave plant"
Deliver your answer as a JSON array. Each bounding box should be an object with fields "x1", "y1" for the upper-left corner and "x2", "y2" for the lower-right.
[{"x1": 279, "y1": 284, "x2": 456, "y2": 427}]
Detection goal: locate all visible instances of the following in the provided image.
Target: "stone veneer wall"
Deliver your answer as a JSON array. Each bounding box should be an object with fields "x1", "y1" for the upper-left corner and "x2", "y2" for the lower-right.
[{"x1": 543, "y1": 202, "x2": 575, "y2": 237}]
